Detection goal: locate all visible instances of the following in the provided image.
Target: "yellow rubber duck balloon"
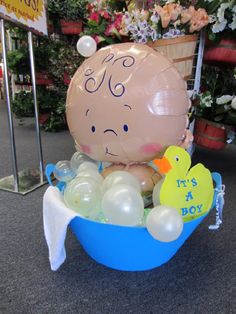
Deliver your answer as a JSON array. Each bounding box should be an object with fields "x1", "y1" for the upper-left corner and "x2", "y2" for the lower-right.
[{"x1": 153, "y1": 146, "x2": 214, "y2": 222}]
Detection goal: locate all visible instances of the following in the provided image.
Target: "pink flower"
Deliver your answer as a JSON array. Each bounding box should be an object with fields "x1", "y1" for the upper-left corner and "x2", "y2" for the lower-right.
[
  {"x1": 88, "y1": 12, "x2": 99, "y2": 23},
  {"x1": 105, "y1": 23, "x2": 116, "y2": 36},
  {"x1": 102, "y1": 11, "x2": 110, "y2": 20},
  {"x1": 114, "y1": 13, "x2": 123, "y2": 29},
  {"x1": 94, "y1": 35, "x2": 105, "y2": 44},
  {"x1": 181, "y1": 6, "x2": 196, "y2": 24},
  {"x1": 189, "y1": 8, "x2": 209, "y2": 33}
]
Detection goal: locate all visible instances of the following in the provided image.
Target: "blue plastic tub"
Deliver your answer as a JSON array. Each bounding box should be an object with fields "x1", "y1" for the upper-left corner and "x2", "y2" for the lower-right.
[{"x1": 69, "y1": 172, "x2": 221, "y2": 271}]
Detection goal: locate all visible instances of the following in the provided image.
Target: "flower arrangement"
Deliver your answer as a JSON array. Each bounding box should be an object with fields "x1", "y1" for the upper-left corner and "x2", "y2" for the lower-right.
[
  {"x1": 82, "y1": 0, "x2": 124, "y2": 45},
  {"x1": 121, "y1": 1, "x2": 210, "y2": 43}
]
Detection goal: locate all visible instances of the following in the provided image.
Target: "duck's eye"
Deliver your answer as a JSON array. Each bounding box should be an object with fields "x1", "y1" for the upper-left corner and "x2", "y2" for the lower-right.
[
  {"x1": 123, "y1": 124, "x2": 129, "y2": 132},
  {"x1": 175, "y1": 156, "x2": 180, "y2": 162},
  {"x1": 91, "y1": 125, "x2": 96, "y2": 133}
]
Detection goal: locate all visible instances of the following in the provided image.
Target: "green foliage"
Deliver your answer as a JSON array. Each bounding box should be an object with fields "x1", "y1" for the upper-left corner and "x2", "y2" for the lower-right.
[
  {"x1": 195, "y1": 65, "x2": 236, "y2": 126},
  {"x1": 12, "y1": 91, "x2": 35, "y2": 118},
  {"x1": 107, "y1": 0, "x2": 127, "y2": 11},
  {"x1": 7, "y1": 48, "x2": 30, "y2": 74},
  {"x1": 48, "y1": 0, "x2": 87, "y2": 21},
  {"x1": 11, "y1": 88, "x2": 67, "y2": 131}
]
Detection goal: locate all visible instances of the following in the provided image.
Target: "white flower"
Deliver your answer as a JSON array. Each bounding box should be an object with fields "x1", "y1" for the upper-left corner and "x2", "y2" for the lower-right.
[
  {"x1": 229, "y1": 14, "x2": 236, "y2": 30},
  {"x1": 216, "y1": 95, "x2": 234, "y2": 104},
  {"x1": 200, "y1": 93, "x2": 213, "y2": 108},
  {"x1": 209, "y1": 14, "x2": 217, "y2": 23},
  {"x1": 212, "y1": 19, "x2": 227, "y2": 33},
  {"x1": 231, "y1": 97, "x2": 236, "y2": 110},
  {"x1": 217, "y1": 3, "x2": 230, "y2": 22},
  {"x1": 150, "y1": 12, "x2": 160, "y2": 24}
]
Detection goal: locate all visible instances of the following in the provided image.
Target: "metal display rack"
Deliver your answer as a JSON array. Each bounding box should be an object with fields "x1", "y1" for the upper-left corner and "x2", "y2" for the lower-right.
[{"x1": 0, "y1": 19, "x2": 46, "y2": 194}]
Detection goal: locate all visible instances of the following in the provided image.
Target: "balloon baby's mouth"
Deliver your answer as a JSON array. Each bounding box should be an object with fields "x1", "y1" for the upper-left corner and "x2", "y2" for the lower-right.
[{"x1": 105, "y1": 147, "x2": 118, "y2": 157}]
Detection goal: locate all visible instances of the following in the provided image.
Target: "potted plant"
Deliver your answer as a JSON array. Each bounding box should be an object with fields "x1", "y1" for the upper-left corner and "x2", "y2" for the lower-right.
[
  {"x1": 194, "y1": 65, "x2": 236, "y2": 150},
  {"x1": 12, "y1": 90, "x2": 35, "y2": 118},
  {"x1": 47, "y1": 39, "x2": 84, "y2": 86},
  {"x1": 58, "y1": 0, "x2": 87, "y2": 35}
]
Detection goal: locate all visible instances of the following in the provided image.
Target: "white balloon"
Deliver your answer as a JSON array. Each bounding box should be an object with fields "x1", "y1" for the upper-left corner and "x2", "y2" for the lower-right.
[
  {"x1": 53, "y1": 160, "x2": 75, "y2": 182},
  {"x1": 76, "y1": 36, "x2": 97, "y2": 57},
  {"x1": 64, "y1": 177, "x2": 102, "y2": 217},
  {"x1": 77, "y1": 168, "x2": 104, "y2": 184},
  {"x1": 152, "y1": 178, "x2": 165, "y2": 206},
  {"x1": 146, "y1": 206, "x2": 183, "y2": 242},
  {"x1": 101, "y1": 171, "x2": 141, "y2": 195},
  {"x1": 70, "y1": 151, "x2": 97, "y2": 174},
  {"x1": 102, "y1": 184, "x2": 144, "y2": 226},
  {"x1": 78, "y1": 161, "x2": 98, "y2": 172}
]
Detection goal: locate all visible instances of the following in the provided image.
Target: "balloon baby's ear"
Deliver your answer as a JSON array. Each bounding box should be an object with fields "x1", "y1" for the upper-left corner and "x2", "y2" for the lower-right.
[{"x1": 179, "y1": 129, "x2": 194, "y2": 149}]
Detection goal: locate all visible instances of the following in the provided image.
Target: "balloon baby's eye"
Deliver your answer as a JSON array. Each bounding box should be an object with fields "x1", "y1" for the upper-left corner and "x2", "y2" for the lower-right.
[
  {"x1": 175, "y1": 156, "x2": 180, "y2": 162},
  {"x1": 123, "y1": 124, "x2": 129, "y2": 132},
  {"x1": 91, "y1": 125, "x2": 96, "y2": 133}
]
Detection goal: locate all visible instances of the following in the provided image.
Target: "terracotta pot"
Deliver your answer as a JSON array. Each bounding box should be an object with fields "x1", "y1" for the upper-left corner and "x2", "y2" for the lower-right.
[
  {"x1": 36, "y1": 72, "x2": 53, "y2": 85},
  {"x1": 204, "y1": 38, "x2": 236, "y2": 65},
  {"x1": 193, "y1": 118, "x2": 228, "y2": 150},
  {"x1": 60, "y1": 20, "x2": 83, "y2": 35}
]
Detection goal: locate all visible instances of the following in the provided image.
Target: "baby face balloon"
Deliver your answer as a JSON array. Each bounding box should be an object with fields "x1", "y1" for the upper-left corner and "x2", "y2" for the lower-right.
[{"x1": 66, "y1": 43, "x2": 190, "y2": 165}]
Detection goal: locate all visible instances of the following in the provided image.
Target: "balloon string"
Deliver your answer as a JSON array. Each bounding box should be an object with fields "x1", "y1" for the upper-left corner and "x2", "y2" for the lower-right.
[{"x1": 208, "y1": 184, "x2": 225, "y2": 230}]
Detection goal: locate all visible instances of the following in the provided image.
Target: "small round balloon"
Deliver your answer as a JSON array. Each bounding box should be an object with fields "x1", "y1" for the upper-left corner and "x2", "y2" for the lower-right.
[
  {"x1": 76, "y1": 36, "x2": 97, "y2": 57},
  {"x1": 102, "y1": 171, "x2": 141, "y2": 195},
  {"x1": 146, "y1": 205, "x2": 183, "y2": 242},
  {"x1": 102, "y1": 184, "x2": 144, "y2": 226},
  {"x1": 77, "y1": 168, "x2": 104, "y2": 184},
  {"x1": 53, "y1": 160, "x2": 75, "y2": 182},
  {"x1": 70, "y1": 152, "x2": 97, "y2": 174},
  {"x1": 78, "y1": 161, "x2": 98, "y2": 172},
  {"x1": 64, "y1": 177, "x2": 102, "y2": 217},
  {"x1": 152, "y1": 178, "x2": 165, "y2": 206}
]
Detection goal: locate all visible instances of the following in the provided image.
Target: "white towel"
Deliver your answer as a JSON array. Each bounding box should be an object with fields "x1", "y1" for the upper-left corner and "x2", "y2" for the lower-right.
[{"x1": 43, "y1": 186, "x2": 79, "y2": 271}]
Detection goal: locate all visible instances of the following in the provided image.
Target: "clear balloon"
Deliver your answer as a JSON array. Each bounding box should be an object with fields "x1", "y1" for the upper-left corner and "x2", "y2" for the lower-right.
[
  {"x1": 77, "y1": 168, "x2": 104, "y2": 184},
  {"x1": 102, "y1": 171, "x2": 141, "y2": 195},
  {"x1": 53, "y1": 160, "x2": 75, "y2": 182},
  {"x1": 152, "y1": 178, "x2": 165, "y2": 206},
  {"x1": 64, "y1": 177, "x2": 102, "y2": 217},
  {"x1": 78, "y1": 161, "x2": 98, "y2": 172},
  {"x1": 76, "y1": 36, "x2": 97, "y2": 57},
  {"x1": 146, "y1": 205, "x2": 183, "y2": 242},
  {"x1": 70, "y1": 151, "x2": 97, "y2": 174},
  {"x1": 140, "y1": 207, "x2": 153, "y2": 226},
  {"x1": 89, "y1": 210, "x2": 107, "y2": 223},
  {"x1": 102, "y1": 184, "x2": 144, "y2": 226}
]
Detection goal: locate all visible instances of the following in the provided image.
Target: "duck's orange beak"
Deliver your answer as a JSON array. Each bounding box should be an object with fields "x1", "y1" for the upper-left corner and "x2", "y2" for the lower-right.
[{"x1": 153, "y1": 156, "x2": 172, "y2": 175}]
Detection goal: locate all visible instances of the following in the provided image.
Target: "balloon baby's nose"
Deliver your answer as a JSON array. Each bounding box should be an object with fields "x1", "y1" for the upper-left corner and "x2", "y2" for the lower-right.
[{"x1": 104, "y1": 129, "x2": 118, "y2": 136}]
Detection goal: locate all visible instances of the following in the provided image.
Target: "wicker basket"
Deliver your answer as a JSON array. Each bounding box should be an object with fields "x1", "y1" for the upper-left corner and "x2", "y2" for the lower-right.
[{"x1": 147, "y1": 34, "x2": 198, "y2": 80}]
